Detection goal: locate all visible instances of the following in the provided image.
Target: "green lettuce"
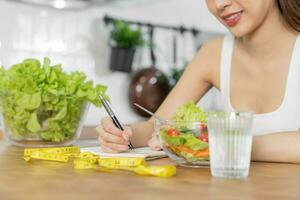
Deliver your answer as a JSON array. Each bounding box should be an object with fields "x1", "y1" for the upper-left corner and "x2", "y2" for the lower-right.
[
  {"x1": 172, "y1": 101, "x2": 207, "y2": 123},
  {"x1": 0, "y1": 58, "x2": 108, "y2": 142},
  {"x1": 180, "y1": 134, "x2": 208, "y2": 151},
  {"x1": 161, "y1": 130, "x2": 186, "y2": 146}
]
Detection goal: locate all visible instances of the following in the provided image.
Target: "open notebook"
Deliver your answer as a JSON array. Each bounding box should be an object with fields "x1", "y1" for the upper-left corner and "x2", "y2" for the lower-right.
[{"x1": 81, "y1": 146, "x2": 167, "y2": 160}]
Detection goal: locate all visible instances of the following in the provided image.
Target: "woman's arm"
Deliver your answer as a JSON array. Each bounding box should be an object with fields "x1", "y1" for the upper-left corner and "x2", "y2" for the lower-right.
[
  {"x1": 0, "y1": 129, "x2": 3, "y2": 141},
  {"x1": 252, "y1": 131, "x2": 300, "y2": 163}
]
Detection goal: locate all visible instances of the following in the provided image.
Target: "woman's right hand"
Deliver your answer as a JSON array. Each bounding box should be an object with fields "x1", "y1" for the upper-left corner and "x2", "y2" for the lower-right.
[{"x1": 96, "y1": 117, "x2": 133, "y2": 153}]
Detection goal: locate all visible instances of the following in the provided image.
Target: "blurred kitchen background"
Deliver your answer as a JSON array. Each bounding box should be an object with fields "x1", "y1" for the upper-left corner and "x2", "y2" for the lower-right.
[{"x1": 0, "y1": 0, "x2": 227, "y2": 128}]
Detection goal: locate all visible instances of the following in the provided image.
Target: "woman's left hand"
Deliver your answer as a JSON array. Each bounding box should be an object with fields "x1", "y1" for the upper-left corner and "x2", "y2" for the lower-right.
[{"x1": 147, "y1": 133, "x2": 162, "y2": 151}]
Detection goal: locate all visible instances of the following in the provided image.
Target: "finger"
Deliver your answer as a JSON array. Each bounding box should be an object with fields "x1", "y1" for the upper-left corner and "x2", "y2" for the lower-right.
[
  {"x1": 97, "y1": 126, "x2": 128, "y2": 145},
  {"x1": 121, "y1": 127, "x2": 133, "y2": 141},
  {"x1": 98, "y1": 136, "x2": 123, "y2": 153},
  {"x1": 98, "y1": 136, "x2": 129, "y2": 152},
  {"x1": 101, "y1": 117, "x2": 123, "y2": 137},
  {"x1": 101, "y1": 145, "x2": 119, "y2": 153}
]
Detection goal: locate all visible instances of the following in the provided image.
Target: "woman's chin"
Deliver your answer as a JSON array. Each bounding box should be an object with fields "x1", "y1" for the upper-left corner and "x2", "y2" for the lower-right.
[
  {"x1": 227, "y1": 23, "x2": 254, "y2": 38},
  {"x1": 229, "y1": 28, "x2": 251, "y2": 38}
]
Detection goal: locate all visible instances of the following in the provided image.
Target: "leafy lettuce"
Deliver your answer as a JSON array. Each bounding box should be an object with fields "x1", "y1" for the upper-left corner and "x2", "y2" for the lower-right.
[
  {"x1": 172, "y1": 101, "x2": 207, "y2": 123},
  {"x1": 0, "y1": 58, "x2": 108, "y2": 142}
]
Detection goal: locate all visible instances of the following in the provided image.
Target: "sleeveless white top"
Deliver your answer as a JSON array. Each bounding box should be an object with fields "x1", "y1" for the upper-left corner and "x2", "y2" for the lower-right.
[{"x1": 220, "y1": 34, "x2": 300, "y2": 136}]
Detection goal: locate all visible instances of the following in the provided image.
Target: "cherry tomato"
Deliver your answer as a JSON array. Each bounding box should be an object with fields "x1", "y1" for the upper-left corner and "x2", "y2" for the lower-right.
[
  {"x1": 199, "y1": 123, "x2": 207, "y2": 131},
  {"x1": 197, "y1": 133, "x2": 209, "y2": 143},
  {"x1": 167, "y1": 128, "x2": 179, "y2": 136}
]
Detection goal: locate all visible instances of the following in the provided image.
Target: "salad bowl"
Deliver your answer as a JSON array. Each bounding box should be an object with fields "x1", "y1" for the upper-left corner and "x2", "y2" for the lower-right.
[
  {"x1": 156, "y1": 102, "x2": 210, "y2": 167},
  {"x1": 0, "y1": 58, "x2": 108, "y2": 147},
  {"x1": 157, "y1": 119, "x2": 209, "y2": 167}
]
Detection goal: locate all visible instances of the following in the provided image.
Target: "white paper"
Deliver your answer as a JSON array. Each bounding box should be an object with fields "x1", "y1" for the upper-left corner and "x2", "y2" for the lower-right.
[{"x1": 81, "y1": 146, "x2": 166, "y2": 160}]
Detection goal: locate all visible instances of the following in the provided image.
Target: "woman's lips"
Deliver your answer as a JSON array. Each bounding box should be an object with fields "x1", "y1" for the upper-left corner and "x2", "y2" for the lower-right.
[{"x1": 222, "y1": 11, "x2": 242, "y2": 27}]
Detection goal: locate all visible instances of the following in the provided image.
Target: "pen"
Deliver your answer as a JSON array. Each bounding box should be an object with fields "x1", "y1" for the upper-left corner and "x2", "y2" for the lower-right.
[{"x1": 100, "y1": 96, "x2": 134, "y2": 150}]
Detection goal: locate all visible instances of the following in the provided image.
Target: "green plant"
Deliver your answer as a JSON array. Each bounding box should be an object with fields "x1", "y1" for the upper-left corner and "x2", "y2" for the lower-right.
[{"x1": 110, "y1": 20, "x2": 144, "y2": 48}]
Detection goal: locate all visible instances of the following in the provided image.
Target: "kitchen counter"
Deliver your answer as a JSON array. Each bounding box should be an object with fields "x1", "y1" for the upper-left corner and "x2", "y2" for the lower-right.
[{"x1": 0, "y1": 139, "x2": 299, "y2": 200}]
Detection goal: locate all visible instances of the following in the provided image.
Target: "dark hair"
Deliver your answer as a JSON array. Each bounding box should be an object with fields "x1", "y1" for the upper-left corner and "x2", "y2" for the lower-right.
[{"x1": 277, "y1": 0, "x2": 300, "y2": 32}]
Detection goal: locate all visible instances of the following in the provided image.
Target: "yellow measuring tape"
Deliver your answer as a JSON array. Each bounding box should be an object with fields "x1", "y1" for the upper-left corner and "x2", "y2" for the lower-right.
[
  {"x1": 24, "y1": 146, "x2": 176, "y2": 178},
  {"x1": 24, "y1": 146, "x2": 80, "y2": 162}
]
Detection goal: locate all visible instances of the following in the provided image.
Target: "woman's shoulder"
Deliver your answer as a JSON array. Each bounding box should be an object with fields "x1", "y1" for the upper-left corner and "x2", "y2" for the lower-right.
[
  {"x1": 188, "y1": 36, "x2": 225, "y2": 86},
  {"x1": 193, "y1": 36, "x2": 224, "y2": 66},
  {"x1": 192, "y1": 36, "x2": 224, "y2": 73},
  {"x1": 201, "y1": 36, "x2": 224, "y2": 50}
]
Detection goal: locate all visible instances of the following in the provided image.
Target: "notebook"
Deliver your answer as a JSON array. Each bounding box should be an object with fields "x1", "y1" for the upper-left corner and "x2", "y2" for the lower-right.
[{"x1": 81, "y1": 146, "x2": 167, "y2": 160}]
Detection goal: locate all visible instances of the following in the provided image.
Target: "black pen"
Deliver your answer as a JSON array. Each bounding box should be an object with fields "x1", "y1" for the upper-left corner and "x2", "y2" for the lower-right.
[{"x1": 100, "y1": 96, "x2": 134, "y2": 150}]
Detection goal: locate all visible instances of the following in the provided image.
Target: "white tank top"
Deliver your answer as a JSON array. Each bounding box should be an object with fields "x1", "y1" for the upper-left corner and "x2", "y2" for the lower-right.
[{"x1": 220, "y1": 34, "x2": 300, "y2": 136}]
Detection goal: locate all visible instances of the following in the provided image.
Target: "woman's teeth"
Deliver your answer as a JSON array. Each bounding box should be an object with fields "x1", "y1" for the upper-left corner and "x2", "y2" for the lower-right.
[{"x1": 224, "y1": 12, "x2": 241, "y2": 20}]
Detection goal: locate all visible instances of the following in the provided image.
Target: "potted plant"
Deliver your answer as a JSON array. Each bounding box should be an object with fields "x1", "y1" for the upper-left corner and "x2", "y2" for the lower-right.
[{"x1": 109, "y1": 20, "x2": 144, "y2": 73}]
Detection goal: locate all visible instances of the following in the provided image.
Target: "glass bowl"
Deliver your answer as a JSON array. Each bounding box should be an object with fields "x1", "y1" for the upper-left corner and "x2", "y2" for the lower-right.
[
  {"x1": 0, "y1": 92, "x2": 89, "y2": 147},
  {"x1": 157, "y1": 119, "x2": 210, "y2": 167}
]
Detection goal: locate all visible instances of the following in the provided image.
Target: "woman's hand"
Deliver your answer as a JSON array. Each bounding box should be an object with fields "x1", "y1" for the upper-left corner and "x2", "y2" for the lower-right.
[
  {"x1": 96, "y1": 117, "x2": 133, "y2": 153},
  {"x1": 147, "y1": 133, "x2": 162, "y2": 151}
]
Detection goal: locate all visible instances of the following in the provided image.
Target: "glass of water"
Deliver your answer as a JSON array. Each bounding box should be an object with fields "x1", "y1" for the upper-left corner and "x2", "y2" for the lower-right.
[{"x1": 208, "y1": 111, "x2": 253, "y2": 179}]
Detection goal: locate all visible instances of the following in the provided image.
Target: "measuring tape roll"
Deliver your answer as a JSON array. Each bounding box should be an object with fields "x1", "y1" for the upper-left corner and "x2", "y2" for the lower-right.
[
  {"x1": 74, "y1": 152, "x2": 100, "y2": 169},
  {"x1": 134, "y1": 165, "x2": 176, "y2": 177},
  {"x1": 24, "y1": 147, "x2": 176, "y2": 177},
  {"x1": 24, "y1": 146, "x2": 81, "y2": 162}
]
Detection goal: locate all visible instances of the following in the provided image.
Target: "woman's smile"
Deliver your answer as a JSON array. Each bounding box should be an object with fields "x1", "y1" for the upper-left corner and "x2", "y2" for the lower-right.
[{"x1": 221, "y1": 11, "x2": 243, "y2": 27}]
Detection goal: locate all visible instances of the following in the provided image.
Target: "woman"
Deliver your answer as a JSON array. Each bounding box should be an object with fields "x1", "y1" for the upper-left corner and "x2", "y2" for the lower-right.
[{"x1": 97, "y1": 0, "x2": 300, "y2": 163}]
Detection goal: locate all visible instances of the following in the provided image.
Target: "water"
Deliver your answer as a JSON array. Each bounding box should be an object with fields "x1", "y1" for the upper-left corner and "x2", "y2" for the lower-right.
[{"x1": 209, "y1": 126, "x2": 252, "y2": 178}]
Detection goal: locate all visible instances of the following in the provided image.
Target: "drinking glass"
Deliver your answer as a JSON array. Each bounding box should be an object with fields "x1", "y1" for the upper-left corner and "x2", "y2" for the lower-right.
[{"x1": 208, "y1": 111, "x2": 253, "y2": 178}]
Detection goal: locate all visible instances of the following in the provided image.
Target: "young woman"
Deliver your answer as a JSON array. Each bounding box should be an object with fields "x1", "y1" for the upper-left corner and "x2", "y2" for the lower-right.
[{"x1": 97, "y1": 0, "x2": 300, "y2": 163}]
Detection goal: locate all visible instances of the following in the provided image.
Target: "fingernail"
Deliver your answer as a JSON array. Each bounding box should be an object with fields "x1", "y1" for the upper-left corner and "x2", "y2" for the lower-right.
[{"x1": 124, "y1": 141, "x2": 129, "y2": 145}]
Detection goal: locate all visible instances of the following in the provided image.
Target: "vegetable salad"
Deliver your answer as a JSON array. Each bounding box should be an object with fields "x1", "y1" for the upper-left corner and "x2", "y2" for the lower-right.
[{"x1": 160, "y1": 102, "x2": 209, "y2": 163}]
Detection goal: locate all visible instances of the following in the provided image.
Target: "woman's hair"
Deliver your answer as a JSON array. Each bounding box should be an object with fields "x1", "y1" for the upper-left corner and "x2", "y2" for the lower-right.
[{"x1": 277, "y1": 0, "x2": 300, "y2": 32}]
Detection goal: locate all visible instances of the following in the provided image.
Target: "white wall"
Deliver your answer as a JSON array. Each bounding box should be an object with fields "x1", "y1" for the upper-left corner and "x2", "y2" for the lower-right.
[{"x1": 0, "y1": 0, "x2": 226, "y2": 126}]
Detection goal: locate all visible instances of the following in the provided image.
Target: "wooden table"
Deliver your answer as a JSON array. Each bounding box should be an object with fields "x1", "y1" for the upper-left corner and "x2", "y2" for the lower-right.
[{"x1": 0, "y1": 139, "x2": 299, "y2": 200}]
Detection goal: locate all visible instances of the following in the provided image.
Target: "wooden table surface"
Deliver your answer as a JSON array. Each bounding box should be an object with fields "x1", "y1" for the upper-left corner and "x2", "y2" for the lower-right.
[{"x1": 0, "y1": 139, "x2": 300, "y2": 200}]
